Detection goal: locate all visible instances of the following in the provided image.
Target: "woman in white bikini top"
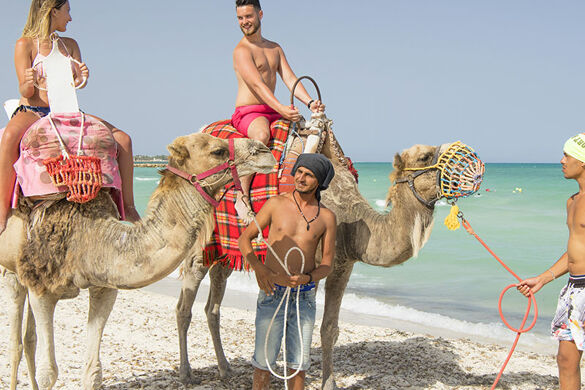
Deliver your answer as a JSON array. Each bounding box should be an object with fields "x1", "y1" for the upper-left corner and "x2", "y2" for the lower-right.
[
  {"x1": 0, "y1": 0, "x2": 141, "y2": 237},
  {"x1": 0, "y1": 0, "x2": 90, "y2": 235}
]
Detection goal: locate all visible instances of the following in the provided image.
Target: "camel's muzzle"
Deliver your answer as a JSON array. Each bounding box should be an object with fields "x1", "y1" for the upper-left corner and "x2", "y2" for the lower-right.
[{"x1": 395, "y1": 141, "x2": 485, "y2": 208}]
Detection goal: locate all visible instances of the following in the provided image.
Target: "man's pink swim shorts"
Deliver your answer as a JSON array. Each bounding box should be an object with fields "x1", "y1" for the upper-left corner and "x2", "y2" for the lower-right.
[{"x1": 231, "y1": 104, "x2": 282, "y2": 137}]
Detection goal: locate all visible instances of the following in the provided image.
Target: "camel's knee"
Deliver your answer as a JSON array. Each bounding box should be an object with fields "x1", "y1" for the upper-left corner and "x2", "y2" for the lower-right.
[
  {"x1": 176, "y1": 290, "x2": 196, "y2": 317},
  {"x1": 10, "y1": 342, "x2": 23, "y2": 363},
  {"x1": 205, "y1": 300, "x2": 221, "y2": 319},
  {"x1": 193, "y1": 265, "x2": 208, "y2": 280},
  {"x1": 24, "y1": 324, "x2": 37, "y2": 346},
  {"x1": 321, "y1": 322, "x2": 339, "y2": 343},
  {"x1": 176, "y1": 306, "x2": 193, "y2": 327}
]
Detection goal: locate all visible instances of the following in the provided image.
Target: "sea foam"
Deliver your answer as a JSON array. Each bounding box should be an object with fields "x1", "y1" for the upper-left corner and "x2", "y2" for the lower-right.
[{"x1": 135, "y1": 177, "x2": 160, "y2": 182}]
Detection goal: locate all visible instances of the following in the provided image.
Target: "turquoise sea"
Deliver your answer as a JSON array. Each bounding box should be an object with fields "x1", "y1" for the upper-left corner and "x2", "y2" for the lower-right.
[{"x1": 134, "y1": 162, "x2": 573, "y2": 344}]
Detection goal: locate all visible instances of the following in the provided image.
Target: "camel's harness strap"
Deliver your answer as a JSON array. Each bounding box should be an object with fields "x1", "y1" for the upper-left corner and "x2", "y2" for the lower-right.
[{"x1": 165, "y1": 138, "x2": 242, "y2": 208}]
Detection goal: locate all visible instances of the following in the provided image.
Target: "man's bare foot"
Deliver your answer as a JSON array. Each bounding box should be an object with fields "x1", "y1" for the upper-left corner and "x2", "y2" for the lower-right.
[
  {"x1": 235, "y1": 194, "x2": 254, "y2": 225},
  {"x1": 124, "y1": 205, "x2": 141, "y2": 223}
]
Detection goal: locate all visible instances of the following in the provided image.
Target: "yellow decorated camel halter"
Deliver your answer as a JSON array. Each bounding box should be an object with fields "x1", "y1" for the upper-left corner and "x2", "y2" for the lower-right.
[{"x1": 395, "y1": 141, "x2": 485, "y2": 215}]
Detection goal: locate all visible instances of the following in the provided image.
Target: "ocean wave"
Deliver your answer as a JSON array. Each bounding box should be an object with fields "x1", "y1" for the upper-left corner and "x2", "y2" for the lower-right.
[
  {"x1": 224, "y1": 274, "x2": 549, "y2": 344},
  {"x1": 337, "y1": 292, "x2": 549, "y2": 345},
  {"x1": 375, "y1": 199, "x2": 386, "y2": 209},
  {"x1": 135, "y1": 177, "x2": 160, "y2": 182},
  {"x1": 169, "y1": 267, "x2": 549, "y2": 347}
]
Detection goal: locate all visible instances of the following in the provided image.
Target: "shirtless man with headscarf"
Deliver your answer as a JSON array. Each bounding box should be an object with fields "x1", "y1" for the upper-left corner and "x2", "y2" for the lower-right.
[
  {"x1": 239, "y1": 154, "x2": 336, "y2": 390},
  {"x1": 232, "y1": 0, "x2": 325, "y2": 224},
  {"x1": 518, "y1": 133, "x2": 585, "y2": 389}
]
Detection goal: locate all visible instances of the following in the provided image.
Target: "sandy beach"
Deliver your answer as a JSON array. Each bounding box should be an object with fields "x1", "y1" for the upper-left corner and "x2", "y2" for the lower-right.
[{"x1": 0, "y1": 276, "x2": 566, "y2": 390}]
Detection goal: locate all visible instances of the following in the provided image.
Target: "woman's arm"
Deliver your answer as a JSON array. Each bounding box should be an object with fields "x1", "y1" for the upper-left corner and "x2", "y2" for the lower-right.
[
  {"x1": 14, "y1": 38, "x2": 35, "y2": 99},
  {"x1": 63, "y1": 37, "x2": 89, "y2": 88}
]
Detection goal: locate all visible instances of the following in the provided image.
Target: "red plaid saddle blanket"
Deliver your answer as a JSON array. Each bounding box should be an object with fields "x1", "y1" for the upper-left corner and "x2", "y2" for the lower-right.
[{"x1": 201, "y1": 119, "x2": 291, "y2": 270}]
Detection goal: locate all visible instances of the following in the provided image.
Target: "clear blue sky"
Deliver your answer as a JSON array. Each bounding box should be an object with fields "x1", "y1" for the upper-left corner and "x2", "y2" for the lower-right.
[{"x1": 2, "y1": 1, "x2": 583, "y2": 162}]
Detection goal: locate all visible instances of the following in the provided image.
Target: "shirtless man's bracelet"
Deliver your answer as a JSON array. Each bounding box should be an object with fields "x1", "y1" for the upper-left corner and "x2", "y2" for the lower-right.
[
  {"x1": 548, "y1": 269, "x2": 555, "y2": 280},
  {"x1": 307, "y1": 99, "x2": 315, "y2": 109}
]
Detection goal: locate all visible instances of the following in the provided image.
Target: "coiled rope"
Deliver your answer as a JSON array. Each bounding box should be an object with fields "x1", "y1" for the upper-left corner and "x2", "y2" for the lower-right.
[
  {"x1": 456, "y1": 212, "x2": 537, "y2": 390},
  {"x1": 251, "y1": 216, "x2": 307, "y2": 389}
]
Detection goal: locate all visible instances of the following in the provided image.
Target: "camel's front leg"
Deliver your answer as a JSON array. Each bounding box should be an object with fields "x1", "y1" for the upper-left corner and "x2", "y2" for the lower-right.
[
  {"x1": 28, "y1": 291, "x2": 59, "y2": 390},
  {"x1": 82, "y1": 287, "x2": 117, "y2": 390},
  {"x1": 205, "y1": 263, "x2": 233, "y2": 379},
  {"x1": 3, "y1": 270, "x2": 27, "y2": 390},
  {"x1": 176, "y1": 257, "x2": 208, "y2": 385},
  {"x1": 321, "y1": 259, "x2": 355, "y2": 390}
]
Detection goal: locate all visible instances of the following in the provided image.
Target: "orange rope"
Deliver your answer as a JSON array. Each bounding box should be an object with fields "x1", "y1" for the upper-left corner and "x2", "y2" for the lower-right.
[{"x1": 460, "y1": 217, "x2": 537, "y2": 389}]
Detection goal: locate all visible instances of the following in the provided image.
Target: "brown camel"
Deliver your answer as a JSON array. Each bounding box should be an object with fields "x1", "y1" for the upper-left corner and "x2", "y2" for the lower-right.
[
  {"x1": 0, "y1": 133, "x2": 276, "y2": 390},
  {"x1": 175, "y1": 128, "x2": 449, "y2": 389}
]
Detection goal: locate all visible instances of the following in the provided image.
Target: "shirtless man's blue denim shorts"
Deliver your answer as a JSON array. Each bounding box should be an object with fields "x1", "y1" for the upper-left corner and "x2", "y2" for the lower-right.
[{"x1": 251, "y1": 285, "x2": 316, "y2": 371}]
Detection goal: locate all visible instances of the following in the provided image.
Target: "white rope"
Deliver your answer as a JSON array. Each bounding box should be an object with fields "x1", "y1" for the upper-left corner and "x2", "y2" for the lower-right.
[
  {"x1": 47, "y1": 113, "x2": 86, "y2": 159},
  {"x1": 47, "y1": 114, "x2": 70, "y2": 159},
  {"x1": 251, "y1": 216, "x2": 307, "y2": 388}
]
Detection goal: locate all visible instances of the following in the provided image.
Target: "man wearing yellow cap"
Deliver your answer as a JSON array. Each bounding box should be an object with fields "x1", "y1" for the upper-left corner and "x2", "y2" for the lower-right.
[{"x1": 518, "y1": 133, "x2": 585, "y2": 389}]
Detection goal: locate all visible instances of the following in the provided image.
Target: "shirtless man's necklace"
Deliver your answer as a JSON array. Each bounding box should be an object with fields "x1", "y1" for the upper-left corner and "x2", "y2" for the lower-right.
[{"x1": 292, "y1": 190, "x2": 320, "y2": 231}]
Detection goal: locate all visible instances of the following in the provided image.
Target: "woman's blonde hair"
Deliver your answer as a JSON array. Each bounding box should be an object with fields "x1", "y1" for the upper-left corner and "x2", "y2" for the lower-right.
[{"x1": 22, "y1": 0, "x2": 68, "y2": 39}]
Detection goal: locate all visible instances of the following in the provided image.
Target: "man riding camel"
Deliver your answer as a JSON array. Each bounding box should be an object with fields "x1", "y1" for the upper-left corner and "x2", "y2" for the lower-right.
[{"x1": 232, "y1": 0, "x2": 325, "y2": 224}]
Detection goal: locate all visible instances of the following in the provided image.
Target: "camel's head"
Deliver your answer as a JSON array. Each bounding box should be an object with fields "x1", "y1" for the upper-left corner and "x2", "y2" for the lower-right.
[
  {"x1": 164, "y1": 133, "x2": 275, "y2": 194},
  {"x1": 387, "y1": 143, "x2": 451, "y2": 208}
]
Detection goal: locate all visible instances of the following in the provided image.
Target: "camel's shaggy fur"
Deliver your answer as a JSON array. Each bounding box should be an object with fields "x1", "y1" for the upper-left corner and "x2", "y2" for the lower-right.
[{"x1": 17, "y1": 192, "x2": 117, "y2": 296}]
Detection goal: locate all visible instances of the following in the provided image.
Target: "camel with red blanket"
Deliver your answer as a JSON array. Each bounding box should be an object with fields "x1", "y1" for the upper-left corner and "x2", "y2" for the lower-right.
[{"x1": 176, "y1": 115, "x2": 452, "y2": 389}]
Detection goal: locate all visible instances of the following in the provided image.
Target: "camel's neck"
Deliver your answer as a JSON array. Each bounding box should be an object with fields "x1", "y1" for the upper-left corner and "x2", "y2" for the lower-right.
[
  {"x1": 322, "y1": 167, "x2": 434, "y2": 267},
  {"x1": 73, "y1": 181, "x2": 215, "y2": 289}
]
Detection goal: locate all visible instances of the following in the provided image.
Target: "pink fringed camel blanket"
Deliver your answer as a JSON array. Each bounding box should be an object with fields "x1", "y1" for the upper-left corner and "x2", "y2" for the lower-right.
[{"x1": 0, "y1": 113, "x2": 124, "y2": 216}]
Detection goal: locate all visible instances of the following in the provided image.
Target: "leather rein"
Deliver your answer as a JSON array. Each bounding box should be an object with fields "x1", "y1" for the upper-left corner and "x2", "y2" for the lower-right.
[{"x1": 165, "y1": 138, "x2": 243, "y2": 208}]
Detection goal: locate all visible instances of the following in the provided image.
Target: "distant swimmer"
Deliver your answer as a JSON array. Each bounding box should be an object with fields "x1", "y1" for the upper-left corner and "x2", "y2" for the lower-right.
[
  {"x1": 518, "y1": 133, "x2": 585, "y2": 389},
  {"x1": 232, "y1": 0, "x2": 325, "y2": 224}
]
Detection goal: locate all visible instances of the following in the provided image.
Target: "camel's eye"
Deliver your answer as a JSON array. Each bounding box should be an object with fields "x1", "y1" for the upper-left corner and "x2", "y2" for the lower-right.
[
  {"x1": 211, "y1": 148, "x2": 227, "y2": 157},
  {"x1": 418, "y1": 152, "x2": 433, "y2": 163}
]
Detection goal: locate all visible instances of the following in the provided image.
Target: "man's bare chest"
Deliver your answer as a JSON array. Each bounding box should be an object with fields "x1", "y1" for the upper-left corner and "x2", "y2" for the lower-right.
[
  {"x1": 567, "y1": 198, "x2": 585, "y2": 230},
  {"x1": 250, "y1": 47, "x2": 279, "y2": 73},
  {"x1": 270, "y1": 204, "x2": 325, "y2": 242}
]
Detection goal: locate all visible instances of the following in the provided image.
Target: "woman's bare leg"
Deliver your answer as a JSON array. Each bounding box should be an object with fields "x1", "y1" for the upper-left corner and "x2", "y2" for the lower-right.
[
  {"x1": 0, "y1": 111, "x2": 39, "y2": 235},
  {"x1": 88, "y1": 115, "x2": 140, "y2": 222},
  {"x1": 111, "y1": 128, "x2": 140, "y2": 222}
]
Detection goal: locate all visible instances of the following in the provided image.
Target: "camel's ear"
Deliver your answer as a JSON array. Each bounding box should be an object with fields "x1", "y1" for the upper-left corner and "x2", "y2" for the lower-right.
[
  {"x1": 393, "y1": 153, "x2": 405, "y2": 171},
  {"x1": 168, "y1": 137, "x2": 190, "y2": 166}
]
